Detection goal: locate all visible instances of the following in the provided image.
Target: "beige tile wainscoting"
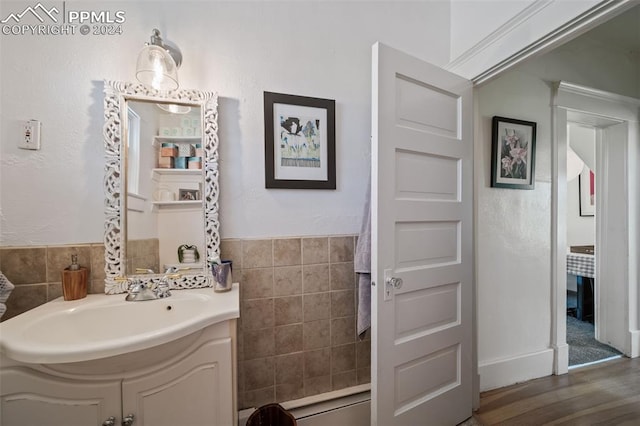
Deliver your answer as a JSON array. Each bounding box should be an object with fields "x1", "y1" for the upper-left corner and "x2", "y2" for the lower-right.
[
  {"x1": 221, "y1": 235, "x2": 370, "y2": 409},
  {"x1": 0, "y1": 239, "x2": 160, "y2": 320},
  {"x1": 0, "y1": 234, "x2": 371, "y2": 408},
  {"x1": 0, "y1": 244, "x2": 106, "y2": 320}
]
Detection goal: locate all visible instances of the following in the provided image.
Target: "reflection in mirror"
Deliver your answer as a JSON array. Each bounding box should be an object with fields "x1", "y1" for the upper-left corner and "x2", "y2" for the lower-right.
[
  {"x1": 125, "y1": 101, "x2": 204, "y2": 277},
  {"x1": 103, "y1": 81, "x2": 219, "y2": 294}
]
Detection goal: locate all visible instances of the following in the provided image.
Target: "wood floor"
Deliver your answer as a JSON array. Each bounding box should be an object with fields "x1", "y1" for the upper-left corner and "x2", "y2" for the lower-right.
[{"x1": 473, "y1": 357, "x2": 640, "y2": 425}]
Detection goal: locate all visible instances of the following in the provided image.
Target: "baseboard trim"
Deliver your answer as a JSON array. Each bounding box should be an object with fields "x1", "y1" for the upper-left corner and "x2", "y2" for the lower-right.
[
  {"x1": 630, "y1": 329, "x2": 639, "y2": 358},
  {"x1": 479, "y1": 348, "x2": 554, "y2": 392},
  {"x1": 553, "y1": 342, "x2": 569, "y2": 375}
]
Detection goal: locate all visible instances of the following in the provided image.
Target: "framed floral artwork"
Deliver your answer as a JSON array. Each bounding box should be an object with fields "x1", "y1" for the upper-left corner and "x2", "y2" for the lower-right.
[
  {"x1": 264, "y1": 91, "x2": 336, "y2": 189},
  {"x1": 491, "y1": 116, "x2": 537, "y2": 189}
]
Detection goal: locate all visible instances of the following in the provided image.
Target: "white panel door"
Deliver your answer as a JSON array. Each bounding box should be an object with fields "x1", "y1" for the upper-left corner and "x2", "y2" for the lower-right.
[
  {"x1": 596, "y1": 122, "x2": 629, "y2": 354},
  {"x1": 371, "y1": 42, "x2": 473, "y2": 426}
]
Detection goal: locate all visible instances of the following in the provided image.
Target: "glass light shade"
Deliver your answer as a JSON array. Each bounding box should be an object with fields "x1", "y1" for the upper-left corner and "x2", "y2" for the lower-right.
[
  {"x1": 135, "y1": 45, "x2": 178, "y2": 91},
  {"x1": 157, "y1": 103, "x2": 191, "y2": 114}
]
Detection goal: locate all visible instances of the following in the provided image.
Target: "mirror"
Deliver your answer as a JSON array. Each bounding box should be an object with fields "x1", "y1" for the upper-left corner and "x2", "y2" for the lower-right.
[
  {"x1": 103, "y1": 80, "x2": 219, "y2": 294},
  {"x1": 125, "y1": 101, "x2": 204, "y2": 276}
]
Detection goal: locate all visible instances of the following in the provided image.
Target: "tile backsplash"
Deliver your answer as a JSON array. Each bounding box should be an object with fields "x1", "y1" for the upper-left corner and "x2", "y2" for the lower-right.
[
  {"x1": 0, "y1": 234, "x2": 370, "y2": 408},
  {"x1": 222, "y1": 235, "x2": 370, "y2": 410},
  {"x1": 0, "y1": 244, "x2": 106, "y2": 319}
]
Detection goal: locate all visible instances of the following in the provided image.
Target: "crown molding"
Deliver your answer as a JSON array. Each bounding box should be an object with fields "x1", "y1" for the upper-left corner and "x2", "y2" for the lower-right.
[
  {"x1": 446, "y1": 0, "x2": 553, "y2": 71},
  {"x1": 446, "y1": 0, "x2": 637, "y2": 85},
  {"x1": 557, "y1": 81, "x2": 640, "y2": 107}
]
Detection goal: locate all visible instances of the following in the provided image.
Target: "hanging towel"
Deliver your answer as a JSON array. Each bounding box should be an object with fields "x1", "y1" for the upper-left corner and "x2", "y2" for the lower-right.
[{"x1": 355, "y1": 177, "x2": 371, "y2": 337}]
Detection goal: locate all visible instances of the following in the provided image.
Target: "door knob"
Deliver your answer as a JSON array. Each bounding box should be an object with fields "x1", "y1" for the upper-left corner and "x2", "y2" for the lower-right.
[
  {"x1": 386, "y1": 276, "x2": 403, "y2": 289},
  {"x1": 122, "y1": 414, "x2": 135, "y2": 426},
  {"x1": 102, "y1": 417, "x2": 116, "y2": 426},
  {"x1": 384, "y1": 269, "x2": 403, "y2": 301}
]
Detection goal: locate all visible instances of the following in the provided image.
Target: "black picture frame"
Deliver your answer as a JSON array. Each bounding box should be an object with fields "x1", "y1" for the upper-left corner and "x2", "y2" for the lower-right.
[
  {"x1": 491, "y1": 116, "x2": 537, "y2": 190},
  {"x1": 579, "y1": 167, "x2": 595, "y2": 217},
  {"x1": 264, "y1": 91, "x2": 336, "y2": 189}
]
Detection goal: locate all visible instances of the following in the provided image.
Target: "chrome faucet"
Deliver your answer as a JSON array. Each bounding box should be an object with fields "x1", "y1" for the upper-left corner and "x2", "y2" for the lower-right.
[
  {"x1": 125, "y1": 280, "x2": 157, "y2": 301},
  {"x1": 125, "y1": 274, "x2": 178, "y2": 301}
]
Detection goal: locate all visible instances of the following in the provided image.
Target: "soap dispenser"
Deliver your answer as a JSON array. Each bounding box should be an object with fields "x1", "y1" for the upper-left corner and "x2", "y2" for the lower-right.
[{"x1": 61, "y1": 254, "x2": 88, "y2": 301}]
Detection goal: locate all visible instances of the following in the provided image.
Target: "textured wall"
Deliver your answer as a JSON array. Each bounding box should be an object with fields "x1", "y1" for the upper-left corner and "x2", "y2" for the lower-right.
[{"x1": 0, "y1": 1, "x2": 450, "y2": 245}]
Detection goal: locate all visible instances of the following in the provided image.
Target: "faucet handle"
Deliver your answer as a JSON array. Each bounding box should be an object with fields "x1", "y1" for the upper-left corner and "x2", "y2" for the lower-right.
[
  {"x1": 127, "y1": 279, "x2": 142, "y2": 293},
  {"x1": 156, "y1": 274, "x2": 179, "y2": 298}
]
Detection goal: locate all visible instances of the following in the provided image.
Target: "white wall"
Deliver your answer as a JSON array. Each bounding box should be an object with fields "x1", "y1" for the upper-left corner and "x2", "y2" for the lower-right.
[
  {"x1": 567, "y1": 124, "x2": 595, "y2": 247},
  {"x1": 476, "y1": 71, "x2": 554, "y2": 389},
  {"x1": 476, "y1": 16, "x2": 639, "y2": 390},
  {"x1": 0, "y1": 1, "x2": 450, "y2": 245},
  {"x1": 569, "y1": 124, "x2": 596, "y2": 171},
  {"x1": 567, "y1": 172, "x2": 595, "y2": 246}
]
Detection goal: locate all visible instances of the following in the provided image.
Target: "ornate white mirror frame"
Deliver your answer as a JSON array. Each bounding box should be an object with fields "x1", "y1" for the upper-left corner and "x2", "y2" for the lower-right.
[{"x1": 103, "y1": 80, "x2": 220, "y2": 294}]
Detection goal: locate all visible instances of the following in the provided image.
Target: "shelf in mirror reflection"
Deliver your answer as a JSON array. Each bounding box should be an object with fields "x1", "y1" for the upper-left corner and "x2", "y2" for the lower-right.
[
  {"x1": 153, "y1": 136, "x2": 201, "y2": 146},
  {"x1": 152, "y1": 200, "x2": 202, "y2": 209},
  {"x1": 152, "y1": 168, "x2": 202, "y2": 176}
]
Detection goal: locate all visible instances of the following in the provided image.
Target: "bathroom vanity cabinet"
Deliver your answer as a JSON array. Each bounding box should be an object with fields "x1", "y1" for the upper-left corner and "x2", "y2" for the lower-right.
[{"x1": 0, "y1": 319, "x2": 237, "y2": 426}]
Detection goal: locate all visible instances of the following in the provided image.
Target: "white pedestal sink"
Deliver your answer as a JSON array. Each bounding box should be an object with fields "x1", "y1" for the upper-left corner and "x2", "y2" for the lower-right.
[{"x1": 0, "y1": 285, "x2": 239, "y2": 364}]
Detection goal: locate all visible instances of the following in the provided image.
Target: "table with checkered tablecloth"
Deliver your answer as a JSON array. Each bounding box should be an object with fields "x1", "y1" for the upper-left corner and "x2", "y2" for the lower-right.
[
  {"x1": 567, "y1": 252, "x2": 595, "y2": 278},
  {"x1": 567, "y1": 252, "x2": 595, "y2": 322}
]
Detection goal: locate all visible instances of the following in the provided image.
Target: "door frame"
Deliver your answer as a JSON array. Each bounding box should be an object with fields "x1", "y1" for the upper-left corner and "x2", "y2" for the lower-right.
[{"x1": 551, "y1": 81, "x2": 640, "y2": 373}]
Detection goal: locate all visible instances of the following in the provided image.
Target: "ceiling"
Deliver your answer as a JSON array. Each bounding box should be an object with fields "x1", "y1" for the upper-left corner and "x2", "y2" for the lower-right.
[{"x1": 581, "y1": 4, "x2": 640, "y2": 53}]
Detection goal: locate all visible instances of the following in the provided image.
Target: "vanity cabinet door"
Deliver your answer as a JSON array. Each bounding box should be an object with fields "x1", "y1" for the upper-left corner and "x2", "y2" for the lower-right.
[
  {"x1": 121, "y1": 337, "x2": 233, "y2": 426},
  {"x1": 0, "y1": 367, "x2": 120, "y2": 426}
]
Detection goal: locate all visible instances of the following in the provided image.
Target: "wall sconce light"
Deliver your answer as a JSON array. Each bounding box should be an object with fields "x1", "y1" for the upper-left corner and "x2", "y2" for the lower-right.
[{"x1": 135, "y1": 29, "x2": 182, "y2": 91}]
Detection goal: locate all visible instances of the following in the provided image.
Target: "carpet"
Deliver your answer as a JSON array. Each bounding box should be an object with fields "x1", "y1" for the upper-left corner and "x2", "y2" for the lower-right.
[{"x1": 567, "y1": 315, "x2": 621, "y2": 366}]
